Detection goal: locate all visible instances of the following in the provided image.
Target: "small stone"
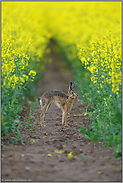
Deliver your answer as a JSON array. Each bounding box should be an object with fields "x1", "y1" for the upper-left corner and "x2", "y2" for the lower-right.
[{"x1": 26, "y1": 167, "x2": 30, "y2": 171}]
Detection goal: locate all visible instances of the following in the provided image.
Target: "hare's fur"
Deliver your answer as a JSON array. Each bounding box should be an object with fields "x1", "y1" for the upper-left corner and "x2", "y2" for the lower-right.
[{"x1": 39, "y1": 82, "x2": 78, "y2": 127}]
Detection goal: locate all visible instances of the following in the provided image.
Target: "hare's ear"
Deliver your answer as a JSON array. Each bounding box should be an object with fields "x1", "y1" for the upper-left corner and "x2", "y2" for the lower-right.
[
  {"x1": 68, "y1": 82, "x2": 73, "y2": 92},
  {"x1": 72, "y1": 82, "x2": 76, "y2": 89}
]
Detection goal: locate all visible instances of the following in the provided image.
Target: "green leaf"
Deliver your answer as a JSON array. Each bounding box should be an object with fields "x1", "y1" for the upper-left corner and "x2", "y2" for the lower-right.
[{"x1": 84, "y1": 134, "x2": 92, "y2": 141}]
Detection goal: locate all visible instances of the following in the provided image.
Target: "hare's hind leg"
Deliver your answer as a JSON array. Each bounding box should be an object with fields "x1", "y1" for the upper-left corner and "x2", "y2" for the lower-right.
[{"x1": 40, "y1": 101, "x2": 51, "y2": 127}]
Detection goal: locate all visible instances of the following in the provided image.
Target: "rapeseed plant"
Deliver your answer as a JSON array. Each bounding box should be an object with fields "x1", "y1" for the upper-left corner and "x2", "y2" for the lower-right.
[{"x1": 1, "y1": 2, "x2": 121, "y2": 156}]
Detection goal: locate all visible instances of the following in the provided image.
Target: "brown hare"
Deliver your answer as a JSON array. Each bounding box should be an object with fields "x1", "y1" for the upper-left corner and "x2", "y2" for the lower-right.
[{"x1": 39, "y1": 82, "x2": 78, "y2": 127}]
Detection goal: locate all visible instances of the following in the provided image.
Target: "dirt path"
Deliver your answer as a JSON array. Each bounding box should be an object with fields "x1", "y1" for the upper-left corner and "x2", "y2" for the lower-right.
[{"x1": 1, "y1": 42, "x2": 122, "y2": 182}]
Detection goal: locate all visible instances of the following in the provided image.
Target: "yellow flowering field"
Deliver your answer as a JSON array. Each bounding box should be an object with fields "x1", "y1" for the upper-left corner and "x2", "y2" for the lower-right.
[
  {"x1": 1, "y1": 2, "x2": 51, "y2": 137},
  {"x1": 1, "y1": 2, "x2": 122, "y2": 155}
]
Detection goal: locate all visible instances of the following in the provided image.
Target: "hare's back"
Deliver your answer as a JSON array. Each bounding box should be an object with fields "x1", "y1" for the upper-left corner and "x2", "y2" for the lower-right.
[{"x1": 43, "y1": 90, "x2": 67, "y2": 99}]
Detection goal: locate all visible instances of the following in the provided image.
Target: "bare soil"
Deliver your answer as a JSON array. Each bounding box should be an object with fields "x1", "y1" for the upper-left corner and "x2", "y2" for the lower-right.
[{"x1": 1, "y1": 43, "x2": 122, "y2": 182}]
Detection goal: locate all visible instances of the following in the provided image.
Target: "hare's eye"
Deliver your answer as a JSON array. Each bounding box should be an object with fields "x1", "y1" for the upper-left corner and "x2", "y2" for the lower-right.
[{"x1": 72, "y1": 91, "x2": 73, "y2": 94}]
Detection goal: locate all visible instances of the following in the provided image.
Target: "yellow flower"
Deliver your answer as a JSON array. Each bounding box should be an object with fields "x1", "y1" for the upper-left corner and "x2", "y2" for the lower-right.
[
  {"x1": 31, "y1": 139, "x2": 35, "y2": 143},
  {"x1": 47, "y1": 154, "x2": 52, "y2": 157},
  {"x1": 98, "y1": 171, "x2": 102, "y2": 175},
  {"x1": 67, "y1": 152, "x2": 73, "y2": 158},
  {"x1": 54, "y1": 150, "x2": 64, "y2": 154},
  {"x1": 101, "y1": 75, "x2": 104, "y2": 78},
  {"x1": 29, "y1": 70, "x2": 36, "y2": 76},
  {"x1": 20, "y1": 77, "x2": 25, "y2": 83},
  {"x1": 23, "y1": 74, "x2": 28, "y2": 81}
]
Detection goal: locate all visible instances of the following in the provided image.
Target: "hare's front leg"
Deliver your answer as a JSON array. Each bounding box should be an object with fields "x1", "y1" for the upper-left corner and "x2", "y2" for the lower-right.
[
  {"x1": 62, "y1": 110, "x2": 69, "y2": 127},
  {"x1": 65, "y1": 111, "x2": 69, "y2": 127},
  {"x1": 62, "y1": 110, "x2": 65, "y2": 126}
]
